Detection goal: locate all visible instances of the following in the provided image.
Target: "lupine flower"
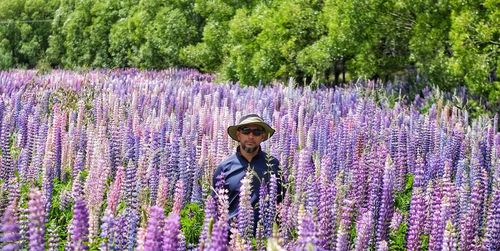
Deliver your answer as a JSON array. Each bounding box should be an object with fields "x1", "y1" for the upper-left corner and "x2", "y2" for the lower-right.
[
  {"x1": 207, "y1": 178, "x2": 230, "y2": 250},
  {"x1": 156, "y1": 176, "x2": 169, "y2": 207},
  {"x1": 318, "y1": 176, "x2": 336, "y2": 250},
  {"x1": 99, "y1": 210, "x2": 115, "y2": 250},
  {"x1": 296, "y1": 205, "x2": 318, "y2": 249},
  {"x1": 483, "y1": 168, "x2": 499, "y2": 251},
  {"x1": 28, "y1": 189, "x2": 46, "y2": 251},
  {"x1": 441, "y1": 220, "x2": 457, "y2": 251},
  {"x1": 336, "y1": 199, "x2": 354, "y2": 251},
  {"x1": 238, "y1": 169, "x2": 254, "y2": 242},
  {"x1": 144, "y1": 206, "x2": 165, "y2": 251},
  {"x1": 264, "y1": 173, "x2": 278, "y2": 237},
  {"x1": 172, "y1": 180, "x2": 185, "y2": 214},
  {"x1": 163, "y1": 213, "x2": 181, "y2": 250},
  {"x1": 1, "y1": 199, "x2": 20, "y2": 251},
  {"x1": 354, "y1": 209, "x2": 373, "y2": 251},
  {"x1": 199, "y1": 196, "x2": 217, "y2": 248},
  {"x1": 70, "y1": 199, "x2": 89, "y2": 251},
  {"x1": 406, "y1": 187, "x2": 425, "y2": 251},
  {"x1": 107, "y1": 166, "x2": 124, "y2": 214},
  {"x1": 376, "y1": 155, "x2": 395, "y2": 244}
]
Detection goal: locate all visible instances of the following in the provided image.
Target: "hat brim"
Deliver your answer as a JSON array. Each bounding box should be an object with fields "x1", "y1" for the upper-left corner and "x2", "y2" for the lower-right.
[{"x1": 227, "y1": 122, "x2": 275, "y2": 142}]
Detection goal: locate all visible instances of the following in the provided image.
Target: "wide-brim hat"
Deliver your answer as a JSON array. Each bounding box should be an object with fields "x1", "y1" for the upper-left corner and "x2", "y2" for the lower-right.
[{"x1": 227, "y1": 114, "x2": 275, "y2": 142}]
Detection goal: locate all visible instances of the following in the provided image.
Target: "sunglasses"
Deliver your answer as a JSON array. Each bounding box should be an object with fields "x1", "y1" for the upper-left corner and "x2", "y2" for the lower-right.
[{"x1": 239, "y1": 127, "x2": 265, "y2": 136}]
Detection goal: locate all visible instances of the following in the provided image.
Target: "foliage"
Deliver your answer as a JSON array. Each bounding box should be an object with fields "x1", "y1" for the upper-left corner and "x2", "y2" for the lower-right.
[{"x1": 180, "y1": 203, "x2": 205, "y2": 245}]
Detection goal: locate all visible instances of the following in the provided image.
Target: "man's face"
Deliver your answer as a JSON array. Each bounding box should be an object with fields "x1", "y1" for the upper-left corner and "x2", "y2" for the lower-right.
[{"x1": 236, "y1": 124, "x2": 266, "y2": 153}]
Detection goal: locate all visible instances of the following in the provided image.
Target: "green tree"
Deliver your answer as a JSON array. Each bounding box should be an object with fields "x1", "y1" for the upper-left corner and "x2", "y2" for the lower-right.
[
  {"x1": 62, "y1": 0, "x2": 93, "y2": 67},
  {"x1": 46, "y1": 0, "x2": 75, "y2": 67},
  {"x1": 107, "y1": 0, "x2": 139, "y2": 67},
  {"x1": 221, "y1": 0, "x2": 325, "y2": 85},
  {"x1": 140, "y1": 7, "x2": 197, "y2": 68},
  {"x1": 408, "y1": 0, "x2": 455, "y2": 90},
  {"x1": 88, "y1": 0, "x2": 120, "y2": 68},
  {"x1": 449, "y1": 0, "x2": 499, "y2": 112},
  {"x1": 181, "y1": 0, "x2": 255, "y2": 72}
]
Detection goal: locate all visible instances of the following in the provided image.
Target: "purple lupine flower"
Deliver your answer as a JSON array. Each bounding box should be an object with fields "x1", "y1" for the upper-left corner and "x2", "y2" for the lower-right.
[
  {"x1": 0, "y1": 120, "x2": 14, "y2": 181},
  {"x1": 207, "y1": 182, "x2": 230, "y2": 250},
  {"x1": 395, "y1": 126, "x2": 408, "y2": 191},
  {"x1": 264, "y1": 173, "x2": 278, "y2": 237},
  {"x1": 428, "y1": 181, "x2": 445, "y2": 251},
  {"x1": 441, "y1": 220, "x2": 457, "y2": 251},
  {"x1": 52, "y1": 106, "x2": 63, "y2": 181},
  {"x1": 155, "y1": 176, "x2": 169, "y2": 207},
  {"x1": 179, "y1": 143, "x2": 194, "y2": 205},
  {"x1": 199, "y1": 196, "x2": 217, "y2": 249},
  {"x1": 28, "y1": 189, "x2": 46, "y2": 251},
  {"x1": 352, "y1": 143, "x2": 369, "y2": 209},
  {"x1": 6, "y1": 178, "x2": 20, "y2": 205},
  {"x1": 178, "y1": 232, "x2": 187, "y2": 251},
  {"x1": 354, "y1": 209, "x2": 373, "y2": 251},
  {"x1": 17, "y1": 149, "x2": 29, "y2": 181},
  {"x1": 162, "y1": 213, "x2": 181, "y2": 250},
  {"x1": 167, "y1": 135, "x2": 181, "y2": 189},
  {"x1": 25, "y1": 113, "x2": 40, "y2": 181},
  {"x1": 1, "y1": 199, "x2": 21, "y2": 251},
  {"x1": 208, "y1": 219, "x2": 229, "y2": 251},
  {"x1": 460, "y1": 176, "x2": 485, "y2": 251},
  {"x1": 124, "y1": 160, "x2": 138, "y2": 209},
  {"x1": 172, "y1": 180, "x2": 185, "y2": 214},
  {"x1": 109, "y1": 121, "x2": 122, "y2": 178},
  {"x1": 59, "y1": 190, "x2": 73, "y2": 211},
  {"x1": 73, "y1": 149, "x2": 85, "y2": 180},
  {"x1": 147, "y1": 132, "x2": 161, "y2": 204},
  {"x1": 296, "y1": 148, "x2": 313, "y2": 196},
  {"x1": 113, "y1": 215, "x2": 128, "y2": 250},
  {"x1": 389, "y1": 210, "x2": 403, "y2": 231},
  {"x1": 376, "y1": 155, "x2": 395, "y2": 245},
  {"x1": 318, "y1": 176, "x2": 336, "y2": 250},
  {"x1": 70, "y1": 199, "x2": 89, "y2": 251},
  {"x1": 296, "y1": 205, "x2": 318, "y2": 250},
  {"x1": 483, "y1": 169, "x2": 499, "y2": 251},
  {"x1": 406, "y1": 187, "x2": 425, "y2": 251},
  {"x1": 99, "y1": 211, "x2": 115, "y2": 250},
  {"x1": 336, "y1": 198, "x2": 354, "y2": 251},
  {"x1": 238, "y1": 170, "x2": 254, "y2": 242},
  {"x1": 305, "y1": 175, "x2": 318, "y2": 215},
  {"x1": 377, "y1": 240, "x2": 388, "y2": 251},
  {"x1": 190, "y1": 154, "x2": 203, "y2": 205},
  {"x1": 106, "y1": 166, "x2": 124, "y2": 214},
  {"x1": 144, "y1": 206, "x2": 165, "y2": 251},
  {"x1": 28, "y1": 118, "x2": 48, "y2": 181},
  {"x1": 123, "y1": 206, "x2": 140, "y2": 250}
]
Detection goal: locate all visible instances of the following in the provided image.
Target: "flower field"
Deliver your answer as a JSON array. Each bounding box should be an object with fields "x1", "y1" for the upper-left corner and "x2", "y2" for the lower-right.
[{"x1": 0, "y1": 69, "x2": 498, "y2": 250}]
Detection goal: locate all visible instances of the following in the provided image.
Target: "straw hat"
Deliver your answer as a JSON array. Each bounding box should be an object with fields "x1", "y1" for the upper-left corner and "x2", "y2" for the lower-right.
[{"x1": 227, "y1": 114, "x2": 275, "y2": 141}]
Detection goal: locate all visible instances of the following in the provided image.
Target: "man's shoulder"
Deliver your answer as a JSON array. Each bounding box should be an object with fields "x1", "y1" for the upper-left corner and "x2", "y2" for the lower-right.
[{"x1": 216, "y1": 153, "x2": 239, "y2": 169}]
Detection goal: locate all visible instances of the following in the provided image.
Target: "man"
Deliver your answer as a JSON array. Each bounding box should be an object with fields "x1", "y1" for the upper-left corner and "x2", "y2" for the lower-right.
[{"x1": 212, "y1": 113, "x2": 283, "y2": 236}]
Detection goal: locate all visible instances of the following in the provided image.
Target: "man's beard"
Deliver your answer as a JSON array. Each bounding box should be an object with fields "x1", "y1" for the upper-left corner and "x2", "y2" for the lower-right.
[{"x1": 242, "y1": 144, "x2": 258, "y2": 153}]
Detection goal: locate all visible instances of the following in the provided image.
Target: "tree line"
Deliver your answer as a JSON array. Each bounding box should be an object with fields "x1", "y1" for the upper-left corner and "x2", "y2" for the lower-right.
[{"x1": 0, "y1": 0, "x2": 498, "y2": 110}]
